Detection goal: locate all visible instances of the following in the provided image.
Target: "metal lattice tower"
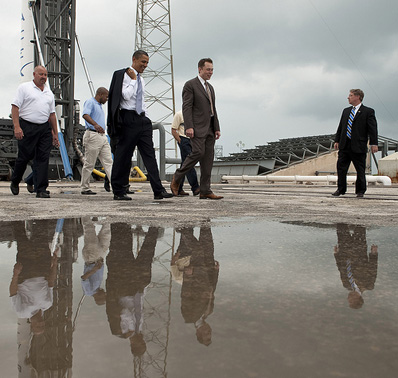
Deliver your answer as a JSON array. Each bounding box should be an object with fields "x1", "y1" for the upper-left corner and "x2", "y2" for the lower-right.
[
  {"x1": 135, "y1": 0, "x2": 177, "y2": 168},
  {"x1": 32, "y1": 0, "x2": 76, "y2": 156},
  {"x1": 31, "y1": 0, "x2": 76, "y2": 157},
  {"x1": 131, "y1": 226, "x2": 173, "y2": 378}
]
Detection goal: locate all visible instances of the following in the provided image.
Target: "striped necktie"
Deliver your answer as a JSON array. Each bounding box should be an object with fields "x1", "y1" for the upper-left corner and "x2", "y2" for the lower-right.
[
  {"x1": 205, "y1": 81, "x2": 214, "y2": 116},
  {"x1": 346, "y1": 259, "x2": 361, "y2": 295},
  {"x1": 136, "y1": 73, "x2": 143, "y2": 114},
  {"x1": 347, "y1": 106, "x2": 355, "y2": 139}
]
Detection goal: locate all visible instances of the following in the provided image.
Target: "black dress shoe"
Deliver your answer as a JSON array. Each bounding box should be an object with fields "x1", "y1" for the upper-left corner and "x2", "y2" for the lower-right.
[
  {"x1": 10, "y1": 182, "x2": 19, "y2": 195},
  {"x1": 193, "y1": 188, "x2": 200, "y2": 196},
  {"x1": 82, "y1": 190, "x2": 97, "y2": 195},
  {"x1": 356, "y1": 193, "x2": 364, "y2": 198},
  {"x1": 26, "y1": 183, "x2": 34, "y2": 193},
  {"x1": 113, "y1": 194, "x2": 132, "y2": 201},
  {"x1": 126, "y1": 188, "x2": 135, "y2": 194},
  {"x1": 36, "y1": 191, "x2": 50, "y2": 198},
  {"x1": 332, "y1": 190, "x2": 345, "y2": 197},
  {"x1": 154, "y1": 190, "x2": 173, "y2": 200},
  {"x1": 104, "y1": 178, "x2": 111, "y2": 192}
]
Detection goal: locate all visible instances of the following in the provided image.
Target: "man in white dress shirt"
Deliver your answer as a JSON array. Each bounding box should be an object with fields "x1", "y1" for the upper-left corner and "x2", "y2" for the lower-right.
[{"x1": 107, "y1": 50, "x2": 173, "y2": 201}]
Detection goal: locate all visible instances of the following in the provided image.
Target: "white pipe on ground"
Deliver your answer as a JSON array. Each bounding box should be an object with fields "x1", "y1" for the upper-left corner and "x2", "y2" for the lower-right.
[{"x1": 222, "y1": 175, "x2": 392, "y2": 186}]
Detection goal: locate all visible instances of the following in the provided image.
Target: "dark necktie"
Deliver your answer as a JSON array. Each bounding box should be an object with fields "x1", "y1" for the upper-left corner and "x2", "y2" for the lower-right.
[{"x1": 347, "y1": 106, "x2": 355, "y2": 139}]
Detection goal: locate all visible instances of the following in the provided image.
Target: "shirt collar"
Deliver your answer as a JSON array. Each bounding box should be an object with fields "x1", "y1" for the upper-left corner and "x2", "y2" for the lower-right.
[
  {"x1": 130, "y1": 66, "x2": 139, "y2": 75},
  {"x1": 197, "y1": 75, "x2": 206, "y2": 86},
  {"x1": 31, "y1": 80, "x2": 47, "y2": 92}
]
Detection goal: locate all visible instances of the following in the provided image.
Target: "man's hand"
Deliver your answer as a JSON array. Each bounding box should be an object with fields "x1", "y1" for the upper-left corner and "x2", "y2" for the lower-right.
[
  {"x1": 171, "y1": 128, "x2": 181, "y2": 143},
  {"x1": 371, "y1": 145, "x2": 378, "y2": 153},
  {"x1": 94, "y1": 124, "x2": 105, "y2": 134},
  {"x1": 52, "y1": 134, "x2": 60, "y2": 147},
  {"x1": 14, "y1": 125, "x2": 24, "y2": 140},
  {"x1": 334, "y1": 142, "x2": 339, "y2": 150},
  {"x1": 215, "y1": 131, "x2": 221, "y2": 140},
  {"x1": 186, "y1": 128, "x2": 194, "y2": 138},
  {"x1": 127, "y1": 68, "x2": 137, "y2": 80},
  {"x1": 13, "y1": 262, "x2": 23, "y2": 276}
]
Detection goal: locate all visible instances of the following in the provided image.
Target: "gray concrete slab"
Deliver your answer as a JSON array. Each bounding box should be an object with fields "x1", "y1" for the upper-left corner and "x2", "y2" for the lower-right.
[{"x1": 0, "y1": 180, "x2": 397, "y2": 226}]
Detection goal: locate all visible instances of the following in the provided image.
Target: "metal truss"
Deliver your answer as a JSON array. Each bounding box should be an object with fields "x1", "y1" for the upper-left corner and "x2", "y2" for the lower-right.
[
  {"x1": 135, "y1": 0, "x2": 177, "y2": 169},
  {"x1": 31, "y1": 0, "x2": 76, "y2": 156}
]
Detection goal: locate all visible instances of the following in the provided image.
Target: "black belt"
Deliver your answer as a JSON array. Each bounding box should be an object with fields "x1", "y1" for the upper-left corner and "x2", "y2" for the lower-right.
[
  {"x1": 120, "y1": 109, "x2": 146, "y2": 117},
  {"x1": 87, "y1": 128, "x2": 98, "y2": 132}
]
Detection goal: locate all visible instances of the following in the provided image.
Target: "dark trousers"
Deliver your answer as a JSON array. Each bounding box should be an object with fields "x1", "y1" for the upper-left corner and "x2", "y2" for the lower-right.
[
  {"x1": 11, "y1": 119, "x2": 52, "y2": 193},
  {"x1": 174, "y1": 126, "x2": 215, "y2": 195},
  {"x1": 24, "y1": 167, "x2": 36, "y2": 191},
  {"x1": 111, "y1": 110, "x2": 164, "y2": 195},
  {"x1": 178, "y1": 137, "x2": 199, "y2": 193},
  {"x1": 337, "y1": 141, "x2": 367, "y2": 194}
]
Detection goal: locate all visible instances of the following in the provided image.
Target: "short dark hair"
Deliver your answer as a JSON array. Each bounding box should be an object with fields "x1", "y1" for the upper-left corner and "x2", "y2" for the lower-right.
[
  {"x1": 350, "y1": 89, "x2": 364, "y2": 101},
  {"x1": 198, "y1": 58, "x2": 213, "y2": 69},
  {"x1": 96, "y1": 87, "x2": 108, "y2": 96},
  {"x1": 133, "y1": 50, "x2": 149, "y2": 60}
]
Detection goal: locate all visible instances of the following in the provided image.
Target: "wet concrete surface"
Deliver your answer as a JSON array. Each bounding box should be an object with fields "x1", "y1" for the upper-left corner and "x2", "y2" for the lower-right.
[
  {"x1": 0, "y1": 181, "x2": 397, "y2": 377},
  {"x1": 0, "y1": 180, "x2": 398, "y2": 227}
]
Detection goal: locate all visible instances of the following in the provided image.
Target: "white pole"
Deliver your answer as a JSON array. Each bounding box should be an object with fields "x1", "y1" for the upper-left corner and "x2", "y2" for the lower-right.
[{"x1": 20, "y1": 1, "x2": 35, "y2": 82}]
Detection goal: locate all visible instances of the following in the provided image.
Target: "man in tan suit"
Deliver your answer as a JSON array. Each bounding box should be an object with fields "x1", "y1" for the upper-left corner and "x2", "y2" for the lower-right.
[{"x1": 170, "y1": 58, "x2": 223, "y2": 200}]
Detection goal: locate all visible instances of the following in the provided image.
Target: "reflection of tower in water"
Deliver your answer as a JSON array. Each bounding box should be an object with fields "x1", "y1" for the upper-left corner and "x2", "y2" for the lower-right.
[
  {"x1": 134, "y1": 226, "x2": 172, "y2": 378},
  {"x1": 106, "y1": 224, "x2": 172, "y2": 378}
]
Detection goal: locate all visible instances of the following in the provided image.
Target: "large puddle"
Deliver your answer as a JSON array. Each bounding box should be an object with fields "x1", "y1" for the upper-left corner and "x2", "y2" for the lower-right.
[{"x1": 0, "y1": 218, "x2": 397, "y2": 378}]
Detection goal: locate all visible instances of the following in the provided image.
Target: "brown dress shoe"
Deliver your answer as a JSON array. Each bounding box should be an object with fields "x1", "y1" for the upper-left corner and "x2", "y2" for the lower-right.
[
  {"x1": 178, "y1": 190, "x2": 189, "y2": 196},
  {"x1": 199, "y1": 193, "x2": 223, "y2": 200},
  {"x1": 170, "y1": 175, "x2": 180, "y2": 196}
]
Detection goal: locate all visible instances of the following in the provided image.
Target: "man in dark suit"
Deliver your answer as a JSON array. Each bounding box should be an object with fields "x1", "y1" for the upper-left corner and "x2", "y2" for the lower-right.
[
  {"x1": 333, "y1": 89, "x2": 378, "y2": 198},
  {"x1": 334, "y1": 223, "x2": 378, "y2": 309},
  {"x1": 179, "y1": 226, "x2": 219, "y2": 346},
  {"x1": 170, "y1": 58, "x2": 223, "y2": 200},
  {"x1": 107, "y1": 50, "x2": 173, "y2": 201}
]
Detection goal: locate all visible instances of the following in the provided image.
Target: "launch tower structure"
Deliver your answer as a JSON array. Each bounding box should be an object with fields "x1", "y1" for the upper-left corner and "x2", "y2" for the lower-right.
[
  {"x1": 30, "y1": 0, "x2": 77, "y2": 160},
  {"x1": 135, "y1": 0, "x2": 178, "y2": 167}
]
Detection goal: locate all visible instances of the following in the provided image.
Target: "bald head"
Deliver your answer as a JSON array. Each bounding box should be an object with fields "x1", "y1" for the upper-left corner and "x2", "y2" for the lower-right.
[
  {"x1": 33, "y1": 65, "x2": 48, "y2": 89},
  {"x1": 95, "y1": 87, "x2": 109, "y2": 104}
]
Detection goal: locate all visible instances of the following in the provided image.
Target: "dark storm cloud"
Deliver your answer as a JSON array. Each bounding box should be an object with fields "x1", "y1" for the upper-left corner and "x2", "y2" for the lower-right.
[{"x1": 1, "y1": 0, "x2": 397, "y2": 155}]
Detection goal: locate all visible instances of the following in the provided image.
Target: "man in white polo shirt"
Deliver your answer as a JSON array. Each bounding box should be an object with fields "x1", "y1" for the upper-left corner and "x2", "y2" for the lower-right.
[{"x1": 10, "y1": 65, "x2": 59, "y2": 198}]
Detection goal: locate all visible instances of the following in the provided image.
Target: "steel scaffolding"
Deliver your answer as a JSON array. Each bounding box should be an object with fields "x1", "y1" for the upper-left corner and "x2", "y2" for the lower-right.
[
  {"x1": 135, "y1": 0, "x2": 178, "y2": 170},
  {"x1": 31, "y1": 0, "x2": 76, "y2": 158}
]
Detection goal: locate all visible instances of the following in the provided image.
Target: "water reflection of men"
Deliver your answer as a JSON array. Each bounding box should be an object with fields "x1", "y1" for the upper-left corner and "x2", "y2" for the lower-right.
[
  {"x1": 334, "y1": 224, "x2": 378, "y2": 309},
  {"x1": 81, "y1": 217, "x2": 110, "y2": 305},
  {"x1": 9, "y1": 221, "x2": 57, "y2": 332},
  {"x1": 9, "y1": 220, "x2": 58, "y2": 377},
  {"x1": 178, "y1": 226, "x2": 219, "y2": 346},
  {"x1": 106, "y1": 224, "x2": 159, "y2": 356}
]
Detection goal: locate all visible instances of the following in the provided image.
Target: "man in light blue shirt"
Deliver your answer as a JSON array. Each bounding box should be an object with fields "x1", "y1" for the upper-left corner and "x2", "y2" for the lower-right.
[{"x1": 80, "y1": 87, "x2": 113, "y2": 195}]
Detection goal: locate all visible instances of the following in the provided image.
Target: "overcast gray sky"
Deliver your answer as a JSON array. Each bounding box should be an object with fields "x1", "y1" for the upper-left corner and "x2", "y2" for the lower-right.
[{"x1": 1, "y1": 0, "x2": 397, "y2": 156}]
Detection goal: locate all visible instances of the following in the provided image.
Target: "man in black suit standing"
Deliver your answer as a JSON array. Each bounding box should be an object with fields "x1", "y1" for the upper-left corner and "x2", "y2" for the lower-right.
[
  {"x1": 333, "y1": 89, "x2": 378, "y2": 198},
  {"x1": 170, "y1": 58, "x2": 223, "y2": 200},
  {"x1": 107, "y1": 50, "x2": 173, "y2": 200}
]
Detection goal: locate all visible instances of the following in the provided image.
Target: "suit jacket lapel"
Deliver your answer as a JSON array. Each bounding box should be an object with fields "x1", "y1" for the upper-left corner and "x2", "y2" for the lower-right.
[
  {"x1": 195, "y1": 77, "x2": 211, "y2": 101},
  {"x1": 353, "y1": 108, "x2": 363, "y2": 122}
]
